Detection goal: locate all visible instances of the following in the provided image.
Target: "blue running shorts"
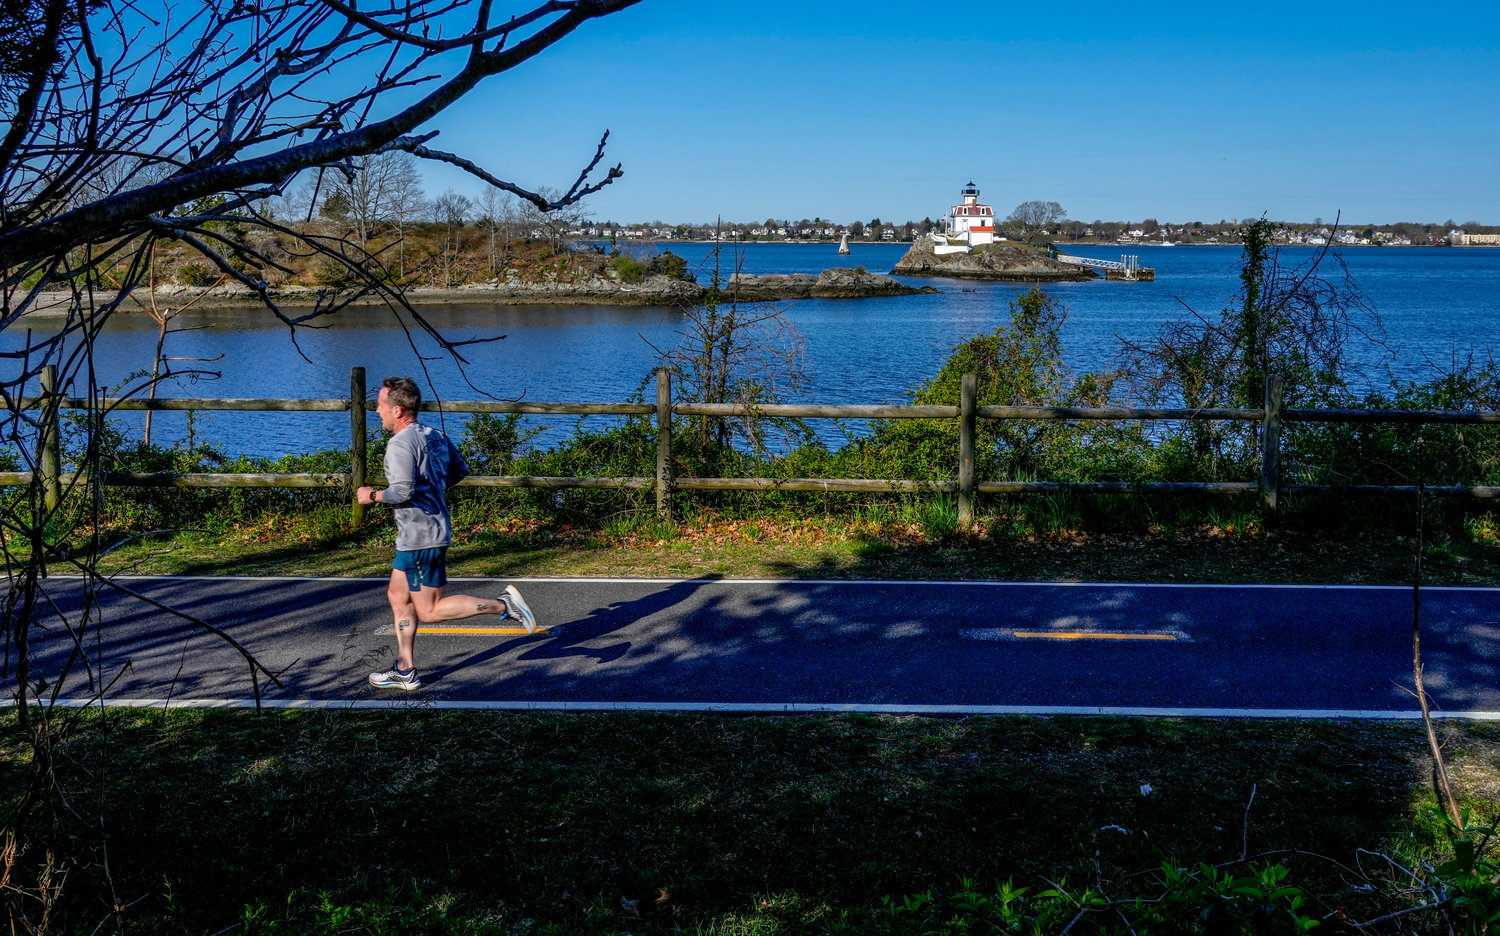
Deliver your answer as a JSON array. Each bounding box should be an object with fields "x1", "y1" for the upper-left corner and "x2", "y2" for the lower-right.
[{"x1": 393, "y1": 547, "x2": 447, "y2": 591}]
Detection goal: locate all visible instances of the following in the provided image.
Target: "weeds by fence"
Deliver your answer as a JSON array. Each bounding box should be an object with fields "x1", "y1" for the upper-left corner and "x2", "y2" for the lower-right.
[{"x1": 14, "y1": 367, "x2": 1500, "y2": 531}]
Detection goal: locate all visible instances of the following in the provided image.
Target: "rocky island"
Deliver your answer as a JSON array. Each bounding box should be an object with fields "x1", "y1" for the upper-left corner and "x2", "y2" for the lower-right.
[
  {"x1": 22, "y1": 240, "x2": 936, "y2": 313},
  {"x1": 722, "y1": 268, "x2": 939, "y2": 301},
  {"x1": 26, "y1": 266, "x2": 933, "y2": 311},
  {"x1": 891, "y1": 237, "x2": 1096, "y2": 282}
]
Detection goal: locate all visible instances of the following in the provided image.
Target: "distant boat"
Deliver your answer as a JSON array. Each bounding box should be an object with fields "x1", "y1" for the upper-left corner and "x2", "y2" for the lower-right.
[{"x1": 838, "y1": 233, "x2": 850, "y2": 255}]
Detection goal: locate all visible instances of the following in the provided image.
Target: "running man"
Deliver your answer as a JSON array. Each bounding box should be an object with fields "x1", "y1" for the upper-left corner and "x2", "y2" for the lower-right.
[{"x1": 356, "y1": 376, "x2": 536, "y2": 691}]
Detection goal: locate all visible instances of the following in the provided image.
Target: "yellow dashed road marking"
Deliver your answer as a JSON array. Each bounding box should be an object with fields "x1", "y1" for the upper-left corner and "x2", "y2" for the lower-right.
[
  {"x1": 421, "y1": 626, "x2": 550, "y2": 635},
  {"x1": 375, "y1": 625, "x2": 549, "y2": 636},
  {"x1": 1010, "y1": 630, "x2": 1177, "y2": 641}
]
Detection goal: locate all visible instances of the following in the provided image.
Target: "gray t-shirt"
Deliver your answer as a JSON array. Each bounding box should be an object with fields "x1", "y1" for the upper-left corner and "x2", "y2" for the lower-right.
[{"x1": 381, "y1": 423, "x2": 470, "y2": 551}]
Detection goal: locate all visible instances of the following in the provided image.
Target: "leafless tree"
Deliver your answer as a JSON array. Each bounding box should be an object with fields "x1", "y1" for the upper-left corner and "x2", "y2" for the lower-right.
[
  {"x1": 476, "y1": 185, "x2": 515, "y2": 276},
  {"x1": 386, "y1": 164, "x2": 428, "y2": 282},
  {"x1": 1005, "y1": 199, "x2": 1067, "y2": 245},
  {"x1": 0, "y1": 0, "x2": 637, "y2": 926},
  {"x1": 432, "y1": 188, "x2": 473, "y2": 287},
  {"x1": 322, "y1": 150, "x2": 425, "y2": 249},
  {"x1": 519, "y1": 185, "x2": 591, "y2": 252},
  {"x1": 137, "y1": 245, "x2": 227, "y2": 447},
  {"x1": 644, "y1": 233, "x2": 809, "y2": 463}
]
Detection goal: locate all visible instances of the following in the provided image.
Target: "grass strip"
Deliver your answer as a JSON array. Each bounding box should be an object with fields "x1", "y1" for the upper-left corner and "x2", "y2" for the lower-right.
[
  {"x1": 82, "y1": 518, "x2": 1500, "y2": 586},
  {"x1": 3, "y1": 710, "x2": 1496, "y2": 934}
]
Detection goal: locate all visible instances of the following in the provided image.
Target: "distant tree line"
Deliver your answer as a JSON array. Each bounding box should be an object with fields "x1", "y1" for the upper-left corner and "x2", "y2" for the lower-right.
[{"x1": 294, "y1": 162, "x2": 1498, "y2": 250}]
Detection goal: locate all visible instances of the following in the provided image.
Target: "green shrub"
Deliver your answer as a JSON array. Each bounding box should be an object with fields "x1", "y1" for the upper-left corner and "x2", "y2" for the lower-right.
[
  {"x1": 646, "y1": 249, "x2": 691, "y2": 281},
  {"x1": 609, "y1": 254, "x2": 645, "y2": 283},
  {"x1": 459, "y1": 413, "x2": 543, "y2": 475},
  {"x1": 312, "y1": 258, "x2": 357, "y2": 288},
  {"x1": 176, "y1": 262, "x2": 215, "y2": 287}
]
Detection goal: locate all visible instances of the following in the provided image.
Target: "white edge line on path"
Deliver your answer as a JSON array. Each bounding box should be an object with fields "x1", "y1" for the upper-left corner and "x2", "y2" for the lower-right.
[
  {"x1": 42, "y1": 698, "x2": 1500, "y2": 720},
  {"x1": 47, "y1": 574, "x2": 1500, "y2": 592}
]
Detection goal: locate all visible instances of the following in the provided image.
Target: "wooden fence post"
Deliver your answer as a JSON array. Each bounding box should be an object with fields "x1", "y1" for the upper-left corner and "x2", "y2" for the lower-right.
[
  {"x1": 1261, "y1": 375, "x2": 1284, "y2": 510},
  {"x1": 350, "y1": 367, "x2": 367, "y2": 526},
  {"x1": 958, "y1": 372, "x2": 976, "y2": 529},
  {"x1": 40, "y1": 364, "x2": 61, "y2": 512},
  {"x1": 656, "y1": 368, "x2": 672, "y2": 521}
]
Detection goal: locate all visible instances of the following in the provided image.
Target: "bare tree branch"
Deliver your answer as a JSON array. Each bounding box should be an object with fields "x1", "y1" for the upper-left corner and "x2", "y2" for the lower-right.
[
  {"x1": 390, "y1": 128, "x2": 621, "y2": 211},
  {"x1": 0, "y1": 0, "x2": 639, "y2": 917},
  {"x1": 0, "y1": 0, "x2": 639, "y2": 270}
]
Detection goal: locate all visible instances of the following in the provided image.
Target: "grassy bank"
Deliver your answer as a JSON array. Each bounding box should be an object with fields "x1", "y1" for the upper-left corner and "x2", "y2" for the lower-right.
[
  {"x1": 80, "y1": 505, "x2": 1500, "y2": 587},
  {"x1": 3, "y1": 710, "x2": 1497, "y2": 934}
]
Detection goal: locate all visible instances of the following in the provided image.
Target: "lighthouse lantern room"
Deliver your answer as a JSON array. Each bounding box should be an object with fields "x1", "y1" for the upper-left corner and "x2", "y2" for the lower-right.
[{"x1": 947, "y1": 181, "x2": 995, "y2": 247}]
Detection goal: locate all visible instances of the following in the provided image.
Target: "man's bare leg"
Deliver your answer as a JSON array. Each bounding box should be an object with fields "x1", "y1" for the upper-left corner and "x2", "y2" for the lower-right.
[
  {"x1": 385, "y1": 578, "x2": 535, "y2": 672},
  {"x1": 409, "y1": 587, "x2": 507, "y2": 624},
  {"x1": 386, "y1": 569, "x2": 424, "y2": 671},
  {"x1": 413, "y1": 584, "x2": 537, "y2": 636}
]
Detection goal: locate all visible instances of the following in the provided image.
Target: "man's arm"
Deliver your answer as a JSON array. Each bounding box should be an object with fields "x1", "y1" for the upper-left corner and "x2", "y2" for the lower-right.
[
  {"x1": 356, "y1": 486, "x2": 394, "y2": 505},
  {"x1": 381, "y1": 433, "x2": 417, "y2": 505},
  {"x1": 357, "y1": 432, "x2": 416, "y2": 506}
]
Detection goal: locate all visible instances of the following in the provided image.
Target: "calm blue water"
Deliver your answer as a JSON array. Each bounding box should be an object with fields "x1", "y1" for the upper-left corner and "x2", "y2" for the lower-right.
[{"x1": 16, "y1": 242, "x2": 1500, "y2": 458}]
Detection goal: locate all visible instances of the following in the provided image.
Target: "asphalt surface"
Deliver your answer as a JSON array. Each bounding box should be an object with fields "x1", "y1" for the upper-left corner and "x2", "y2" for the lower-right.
[{"x1": 22, "y1": 575, "x2": 1500, "y2": 717}]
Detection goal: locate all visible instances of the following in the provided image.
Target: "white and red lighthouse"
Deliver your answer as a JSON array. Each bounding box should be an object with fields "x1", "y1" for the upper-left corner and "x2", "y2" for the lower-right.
[{"x1": 946, "y1": 181, "x2": 995, "y2": 246}]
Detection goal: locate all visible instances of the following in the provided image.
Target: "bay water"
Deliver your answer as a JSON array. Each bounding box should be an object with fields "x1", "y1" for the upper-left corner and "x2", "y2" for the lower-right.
[{"x1": 17, "y1": 243, "x2": 1500, "y2": 459}]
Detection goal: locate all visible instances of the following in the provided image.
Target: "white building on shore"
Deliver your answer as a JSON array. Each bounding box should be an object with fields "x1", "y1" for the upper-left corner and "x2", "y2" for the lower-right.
[{"x1": 1451, "y1": 231, "x2": 1500, "y2": 246}]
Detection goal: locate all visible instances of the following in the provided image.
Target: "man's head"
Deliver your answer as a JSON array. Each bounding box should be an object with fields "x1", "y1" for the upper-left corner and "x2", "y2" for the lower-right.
[{"x1": 377, "y1": 376, "x2": 422, "y2": 431}]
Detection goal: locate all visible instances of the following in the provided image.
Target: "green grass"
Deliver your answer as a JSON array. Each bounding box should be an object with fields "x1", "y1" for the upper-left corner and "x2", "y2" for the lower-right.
[
  {"x1": 3, "y1": 710, "x2": 1497, "y2": 934},
  {"x1": 73, "y1": 507, "x2": 1500, "y2": 587},
  {"x1": 15, "y1": 493, "x2": 1500, "y2": 932}
]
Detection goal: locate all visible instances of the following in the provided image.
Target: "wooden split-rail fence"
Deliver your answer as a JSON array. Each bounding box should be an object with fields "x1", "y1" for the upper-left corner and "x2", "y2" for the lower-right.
[{"x1": 12, "y1": 366, "x2": 1500, "y2": 527}]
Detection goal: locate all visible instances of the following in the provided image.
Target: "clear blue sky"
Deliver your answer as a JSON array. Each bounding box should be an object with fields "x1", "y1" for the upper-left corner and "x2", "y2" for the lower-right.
[{"x1": 418, "y1": 1, "x2": 1500, "y2": 227}]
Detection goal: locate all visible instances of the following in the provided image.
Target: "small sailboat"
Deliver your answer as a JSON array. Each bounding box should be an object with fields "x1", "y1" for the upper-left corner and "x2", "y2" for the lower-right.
[{"x1": 838, "y1": 232, "x2": 850, "y2": 255}]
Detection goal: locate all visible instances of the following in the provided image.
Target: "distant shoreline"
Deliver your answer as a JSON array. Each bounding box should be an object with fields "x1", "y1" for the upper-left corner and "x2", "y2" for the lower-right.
[{"x1": 625, "y1": 238, "x2": 1469, "y2": 249}]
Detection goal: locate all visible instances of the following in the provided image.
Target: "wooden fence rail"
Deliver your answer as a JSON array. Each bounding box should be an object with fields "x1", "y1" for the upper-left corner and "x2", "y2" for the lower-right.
[{"x1": 13, "y1": 366, "x2": 1500, "y2": 526}]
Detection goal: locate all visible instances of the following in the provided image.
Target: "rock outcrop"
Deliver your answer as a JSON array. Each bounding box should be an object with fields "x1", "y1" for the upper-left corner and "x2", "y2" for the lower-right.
[
  {"x1": 723, "y1": 267, "x2": 937, "y2": 301},
  {"x1": 27, "y1": 267, "x2": 932, "y2": 312},
  {"x1": 891, "y1": 238, "x2": 1095, "y2": 281}
]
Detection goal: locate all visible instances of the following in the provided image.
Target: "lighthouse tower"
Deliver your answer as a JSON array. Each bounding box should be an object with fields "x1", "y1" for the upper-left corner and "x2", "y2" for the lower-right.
[{"x1": 947, "y1": 181, "x2": 995, "y2": 246}]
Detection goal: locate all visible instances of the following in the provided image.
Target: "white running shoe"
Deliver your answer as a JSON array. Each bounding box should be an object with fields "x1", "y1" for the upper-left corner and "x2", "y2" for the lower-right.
[
  {"x1": 502, "y1": 585, "x2": 537, "y2": 635},
  {"x1": 368, "y1": 663, "x2": 421, "y2": 691}
]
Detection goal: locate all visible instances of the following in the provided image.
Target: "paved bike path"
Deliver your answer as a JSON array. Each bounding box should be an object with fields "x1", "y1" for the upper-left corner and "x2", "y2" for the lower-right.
[{"x1": 27, "y1": 575, "x2": 1500, "y2": 717}]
